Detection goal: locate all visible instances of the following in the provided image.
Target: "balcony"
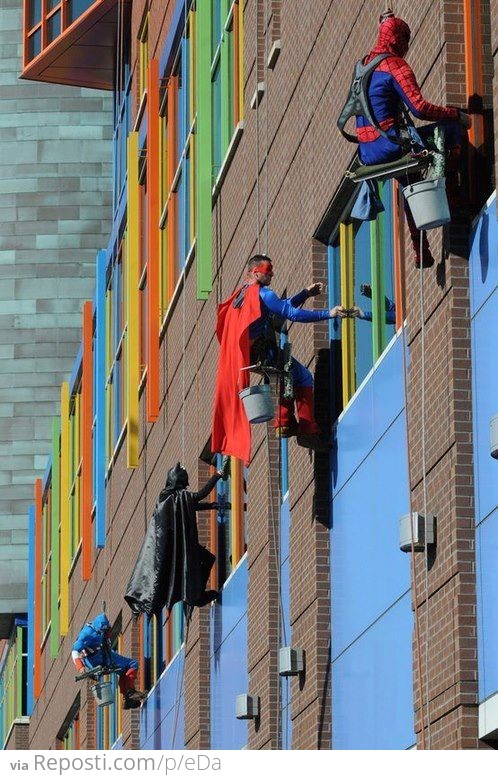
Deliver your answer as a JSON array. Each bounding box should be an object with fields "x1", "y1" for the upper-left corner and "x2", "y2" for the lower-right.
[{"x1": 21, "y1": 0, "x2": 130, "y2": 90}]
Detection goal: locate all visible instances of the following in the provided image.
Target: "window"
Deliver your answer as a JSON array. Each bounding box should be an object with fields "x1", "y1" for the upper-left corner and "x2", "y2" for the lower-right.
[
  {"x1": 0, "y1": 624, "x2": 28, "y2": 748},
  {"x1": 41, "y1": 486, "x2": 52, "y2": 638},
  {"x1": 24, "y1": 0, "x2": 94, "y2": 64},
  {"x1": 211, "y1": 0, "x2": 243, "y2": 181},
  {"x1": 68, "y1": 390, "x2": 82, "y2": 561},
  {"x1": 138, "y1": 12, "x2": 149, "y2": 103},
  {"x1": 210, "y1": 455, "x2": 247, "y2": 589},
  {"x1": 61, "y1": 714, "x2": 80, "y2": 750},
  {"x1": 159, "y1": 14, "x2": 196, "y2": 313},
  {"x1": 113, "y1": 21, "x2": 131, "y2": 215},
  {"x1": 96, "y1": 635, "x2": 122, "y2": 749},
  {"x1": 105, "y1": 239, "x2": 126, "y2": 464},
  {"x1": 327, "y1": 179, "x2": 399, "y2": 410}
]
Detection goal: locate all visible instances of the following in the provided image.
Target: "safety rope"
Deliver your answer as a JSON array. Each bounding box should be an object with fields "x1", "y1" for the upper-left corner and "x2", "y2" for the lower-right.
[
  {"x1": 419, "y1": 228, "x2": 432, "y2": 749},
  {"x1": 170, "y1": 614, "x2": 190, "y2": 749},
  {"x1": 255, "y1": 0, "x2": 261, "y2": 252},
  {"x1": 264, "y1": 0, "x2": 269, "y2": 256},
  {"x1": 171, "y1": 2, "x2": 190, "y2": 748},
  {"x1": 398, "y1": 187, "x2": 426, "y2": 749}
]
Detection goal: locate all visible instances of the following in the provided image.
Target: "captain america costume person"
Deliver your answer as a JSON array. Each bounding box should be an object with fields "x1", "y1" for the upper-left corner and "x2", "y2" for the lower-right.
[{"x1": 72, "y1": 613, "x2": 146, "y2": 709}]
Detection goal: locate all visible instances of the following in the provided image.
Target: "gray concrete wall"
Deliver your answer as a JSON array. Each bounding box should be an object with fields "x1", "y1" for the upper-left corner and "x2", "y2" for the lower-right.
[{"x1": 0, "y1": 0, "x2": 113, "y2": 628}]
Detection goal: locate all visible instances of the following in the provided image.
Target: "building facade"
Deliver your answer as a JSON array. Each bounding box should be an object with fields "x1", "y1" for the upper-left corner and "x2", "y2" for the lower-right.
[
  {"x1": 1, "y1": 0, "x2": 497, "y2": 750},
  {"x1": 0, "y1": 0, "x2": 112, "y2": 742}
]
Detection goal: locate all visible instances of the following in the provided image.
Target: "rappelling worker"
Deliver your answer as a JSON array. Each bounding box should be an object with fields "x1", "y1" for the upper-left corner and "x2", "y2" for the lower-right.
[
  {"x1": 72, "y1": 613, "x2": 147, "y2": 710},
  {"x1": 124, "y1": 458, "x2": 230, "y2": 620},
  {"x1": 338, "y1": 8, "x2": 472, "y2": 267},
  {"x1": 212, "y1": 255, "x2": 346, "y2": 461}
]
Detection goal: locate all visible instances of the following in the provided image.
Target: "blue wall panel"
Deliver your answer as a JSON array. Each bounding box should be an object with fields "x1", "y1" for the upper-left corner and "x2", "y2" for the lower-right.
[
  {"x1": 469, "y1": 197, "x2": 498, "y2": 317},
  {"x1": 331, "y1": 325, "x2": 413, "y2": 748},
  {"x1": 331, "y1": 411, "x2": 410, "y2": 659},
  {"x1": 476, "y1": 511, "x2": 498, "y2": 701},
  {"x1": 471, "y1": 288, "x2": 498, "y2": 526},
  {"x1": 333, "y1": 335, "x2": 405, "y2": 497},
  {"x1": 210, "y1": 560, "x2": 248, "y2": 749},
  {"x1": 140, "y1": 650, "x2": 185, "y2": 749},
  {"x1": 332, "y1": 592, "x2": 415, "y2": 750},
  {"x1": 471, "y1": 193, "x2": 498, "y2": 705}
]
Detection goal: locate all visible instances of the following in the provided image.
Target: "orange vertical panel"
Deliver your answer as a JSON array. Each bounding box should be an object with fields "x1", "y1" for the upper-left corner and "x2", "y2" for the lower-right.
[
  {"x1": 463, "y1": 0, "x2": 484, "y2": 203},
  {"x1": 233, "y1": 4, "x2": 240, "y2": 125},
  {"x1": 165, "y1": 617, "x2": 173, "y2": 665},
  {"x1": 81, "y1": 301, "x2": 93, "y2": 581},
  {"x1": 147, "y1": 59, "x2": 160, "y2": 422},
  {"x1": 34, "y1": 478, "x2": 43, "y2": 698},
  {"x1": 167, "y1": 76, "x2": 178, "y2": 302},
  {"x1": 392, "y1": 181, "x2": 404, "y2": 330}
]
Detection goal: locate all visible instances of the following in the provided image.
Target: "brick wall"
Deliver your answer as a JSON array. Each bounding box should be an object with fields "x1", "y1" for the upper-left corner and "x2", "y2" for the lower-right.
[
  {"x1": 27, "y1": 0, "x2": 495, "y2": 751},
  {"x1": 4, "y1": 721, "x2": 30, "y2": 750}
]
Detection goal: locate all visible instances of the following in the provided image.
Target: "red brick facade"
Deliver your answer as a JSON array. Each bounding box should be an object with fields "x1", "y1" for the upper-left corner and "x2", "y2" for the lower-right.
[{"x1": 23, "y1": 0, "x2": 495, "y2": 751}]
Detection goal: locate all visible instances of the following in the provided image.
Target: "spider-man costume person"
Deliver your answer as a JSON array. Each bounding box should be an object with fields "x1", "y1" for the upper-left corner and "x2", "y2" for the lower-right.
[{"x1": 356, "y1": 11, "x2": 472, "y2": 266}]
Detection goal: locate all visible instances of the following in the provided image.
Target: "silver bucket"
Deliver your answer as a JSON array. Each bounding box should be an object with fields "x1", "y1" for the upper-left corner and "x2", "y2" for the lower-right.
[
  {"x1": 91, "y1": 680, "x2": 115, "y2": 707},
  {"x1": 403, "y1": 177, "x2": 451, "y2": 230},
  {"x1": 239, "y1": 384, "x2": 274, "y2": 423}
]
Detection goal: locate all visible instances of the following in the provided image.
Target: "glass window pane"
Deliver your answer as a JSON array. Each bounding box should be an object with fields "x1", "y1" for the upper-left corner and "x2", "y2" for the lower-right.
[
  {"x1": 47, "y1": 0, "x2": 61, "y2": 11},
  {"x1": 27, "y1": 29, "x2": 42, "y2": 60},
  {"x1": 353, "y1": 221, "x2": 373, "y2": 385},
  {"x1": 67, "y1": 0, "x2": 93, "y2": 25},
  {"x1": 47, "y1": 11, "x2": 61, "y2": 44},
  {"x1": 28, "y1": 0, "x2": 42, "y2": 28}
]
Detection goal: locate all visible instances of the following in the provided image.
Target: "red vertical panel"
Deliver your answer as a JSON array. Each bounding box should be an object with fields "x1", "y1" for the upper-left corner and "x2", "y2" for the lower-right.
[
  {"x1": 167, "y1": 75, "x2": 178, "y2": 302},
  {"x1": 81, "y1": 301, "x2": 93, "y2": 581},
  {"x1": 147, "y1": 59, "x2": 160, "y2": 422},
  {"x1": 34, "y1": 478, "x2": 43, "y2": 698}
]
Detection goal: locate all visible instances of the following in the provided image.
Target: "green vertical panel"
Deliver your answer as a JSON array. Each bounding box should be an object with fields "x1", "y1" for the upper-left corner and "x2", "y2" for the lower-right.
[
  {"x1": 196, "y1": 0, "x2": 213, "y2": 299},
  {"x1": 370, "y1": 213, "x2": 386, "y2": 362},
  {"x1": 50, "y1": 418, "x2": 61, "y2": 658},
  {"x1": 16, "y1": 627, "x2": 22, "y2": 718},
  {"x1": 220, "y1": 1, "x2": 231, "y2": 155}
]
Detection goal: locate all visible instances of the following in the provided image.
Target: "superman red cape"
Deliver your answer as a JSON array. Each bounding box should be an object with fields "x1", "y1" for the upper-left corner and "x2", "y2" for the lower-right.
[{"x1": 211, "y1": 283, "x2": 261, "y2": 465}]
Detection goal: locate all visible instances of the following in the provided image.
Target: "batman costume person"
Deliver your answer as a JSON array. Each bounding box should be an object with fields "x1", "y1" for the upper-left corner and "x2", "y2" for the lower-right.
[{"x1": 124, "y1": 461, "x2": 227, "y2": 620}]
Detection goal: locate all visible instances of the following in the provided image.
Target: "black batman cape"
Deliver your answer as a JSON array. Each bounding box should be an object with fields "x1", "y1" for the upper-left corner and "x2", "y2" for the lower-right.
[{"x1": 124, "y1": 488, "x2": 215, "y2": 618}]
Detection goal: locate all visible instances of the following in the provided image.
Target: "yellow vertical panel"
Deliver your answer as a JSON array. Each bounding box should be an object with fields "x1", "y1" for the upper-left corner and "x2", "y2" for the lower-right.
[
  {"x1": 126, "y1": 132, "x2": 140, "y2": 468},
  {"x1": 238, "y1": 0, "x2": 244, "y2": 121},
  {"x1": 340, "y1": 222, "x2": 355, "y2": 406},
  {"x1": 59, "y1": 382, "x2": 70, "y2": 635}
]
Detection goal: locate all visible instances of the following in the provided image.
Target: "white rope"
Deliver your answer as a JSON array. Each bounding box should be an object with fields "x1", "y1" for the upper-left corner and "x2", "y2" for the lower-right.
[
  {"x1": 264, "y1": 0, "x2": 269, "y2": 255},
  {"x1": 255, "y1": 0, "x2": 261, "y2": 252},
  {"x1": 419, "y1": 229, "x2": 432, "y2": 749}
]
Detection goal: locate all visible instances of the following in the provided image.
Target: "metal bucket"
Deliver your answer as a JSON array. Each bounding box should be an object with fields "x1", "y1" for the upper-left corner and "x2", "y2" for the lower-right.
[
  {"x1": 403, "y1": 177, "x2": 451, "y2": 230},
  {"x1": 239, "y1": 384, "x2": 274, "y2": 423},
  {"x1": 91, "y1": 680, "x2": 115, "y2": 707}
]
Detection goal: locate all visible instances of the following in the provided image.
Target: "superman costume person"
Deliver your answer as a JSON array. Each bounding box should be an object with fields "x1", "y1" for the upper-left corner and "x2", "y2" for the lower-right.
[
  {"x1": 211, "y1": 256, "x2": 346, "y2": 463},
  {"x1": 354, "y1": 10, "x2": 472, "y2": 265}
]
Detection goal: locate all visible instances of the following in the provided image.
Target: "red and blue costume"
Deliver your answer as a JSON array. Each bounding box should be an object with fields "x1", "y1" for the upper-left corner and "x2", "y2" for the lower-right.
[
  {"x1": 356, "y1": 15, "x2": 461, "y2": 165},
  {"x1": 355, "y1": 13, "x2": 466, "y2": 266},
  {"x1": 72, "y1": 613, "x2": 145, "y2": 708},
  {"x1": 212, "y1": 261, "x2": 331, "y2": 463}
]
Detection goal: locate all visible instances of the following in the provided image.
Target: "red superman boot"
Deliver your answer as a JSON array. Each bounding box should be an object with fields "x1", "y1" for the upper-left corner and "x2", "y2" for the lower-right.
[
  {"x1": 295, "y1": 387, "x2": 329, "y2": 451},
  {"x1": 274, "y1": 396, "x2": 298, "y2": 439}
]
